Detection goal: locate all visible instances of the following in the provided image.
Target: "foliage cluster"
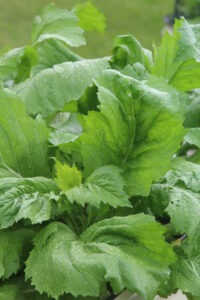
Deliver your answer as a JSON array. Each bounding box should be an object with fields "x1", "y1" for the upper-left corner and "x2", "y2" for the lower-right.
[{"x1": 0, "y1": 2, "x2": 200, "y2": 300}]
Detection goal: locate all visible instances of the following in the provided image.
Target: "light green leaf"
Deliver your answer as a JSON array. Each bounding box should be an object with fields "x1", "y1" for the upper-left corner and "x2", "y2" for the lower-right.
[
  {"x1": 79, "y1": 70, "x2": 184, "y2": 196},
  {"x1": 0, "y1": 46, "x2": 37, "y2": 84},
  {"x1": 0, "y1": 89, "x2": 49, "y2": 177},
  {"x1": 185, "y1": 128, "x2": 200, "y2": 148},
  {"x1": 32, "y1": 39, "x2": 82, "y2": 75},
  {"x1": 55, "y1": 161, "x2": 82, "y2": 191},
  {"x1": 49, "y1": 131, "x2": 80, "y2": 147},
  {"x1": 65, "y1": 165, "x2": 131, "y2": 208},
  {"x1": 0, "y1": 226, "x2": 35, "y2": 280},
  {"x1": 0, "y1": 176, "x2": 59, "y2": 229},
  {"x1": 25, "y1": 214, "x2": 175, "y2": 300},
  {"x1": 111, "y1": 35, "x2": 152, "y2": 70},
  {"x1": 31, "y1": 3, "x2": 85, "y2": 47},
  {"x1": 15, "y1": 58, "x2": 109, "y2": 117},
  {"x1": 152, "y1": 18, "x2": 200, "y2": 91},
  {"x1": 0, "y1": 47, "x2": 25, "y2": 82},
  {"x1": 169, "y1": 59, "x2": 200, "y2": 91},
  {"x1": 74, "y1": 1, "x2": 106, "y2": 34},
  {"x1": 14, "y1": 46, "x2": 38, "y2": 83}
]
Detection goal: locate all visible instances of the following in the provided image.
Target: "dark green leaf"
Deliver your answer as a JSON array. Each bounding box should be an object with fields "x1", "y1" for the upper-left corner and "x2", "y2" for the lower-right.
[
  {"x1": 0, "y1": 277, "x2": 50, "y2": 300},
  {"x1": 0, "y1": 227, "x2": 35, "y2": 279}
]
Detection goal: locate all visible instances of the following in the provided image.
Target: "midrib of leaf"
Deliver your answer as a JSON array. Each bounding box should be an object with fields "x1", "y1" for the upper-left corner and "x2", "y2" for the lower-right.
[
  {"x1": 0, "y1": 123, "x2": 22, "y2": 174},
  {"x1": 168, "y1": 60, "x2": 187, "y2": 85},
  {"x1": 122, "y1": 99, "x2": 135, "y2": 166},
  {"x1": 0, "y1": 153, "x2": 22, "y2": 178},
  {"x1": 33, "y1": 13, "x2": 53, "y2": 43}
]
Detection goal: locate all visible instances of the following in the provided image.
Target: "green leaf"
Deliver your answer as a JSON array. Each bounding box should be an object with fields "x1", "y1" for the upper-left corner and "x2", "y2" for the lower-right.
[
  {"x1": 79, "y1": 70, "x2": 184, "y2": 196},
  {"x1": 152, "y1": 18, "x2": 200, "y2": 91},
  {"x1": 166, "y1": 186, "x2": 200, "y2": 256},
  {"x1": 49, "y1": 112, "x2": 82, "y2": 147},
  {"x1": 165, "y1": 158, "x2": 200, "y2": 193},
  {"x1": 0, "y1": 226, "x2": 35, "y2": 279},
  {"x1": 169, "y1": 59, "x2": 200, "y2": 92},
  {"x1": 25, "y1": 214, "x2": 175, "y2": 300},
  {"x1": 32, "y1": 39, "x2": 82, "y2": 75},
  {"x1": 157, "y1": 159, "x2": 200, "y2": 255},
  {"x1": 185, "y1": 128, "x2": 200, "y2": 148},
  {"x1": 0, "y1": 89, "x2": 49, "y2": 177},
  {"x1": 184, "y1": 91, "x2": 200, "y2": 128},
  {"x1": 0, "y1": 48, "x2": 23, "y2": 82},
  {"x1": 65, "y1": 165, "x2": 131, "y2": 208},
  {"x1": 111, "y1": 35, "x2": 152, "y2": 70},
  {"x1": 0, "y1": 277, "x2": 51, "y2": 300},
  {"x1": 74, "y1": 1, "x2": 106, "y2": 34},
  {"x1": 15, "y1": 46, "x2": 38, "y2": 83},
  {"x1": 0, "y1": 176, "x2": 59, "y2": 229},
  {"x1": 0, "y1": 46, "x2": 37, "y2": 84},
  {"x1": 148, "y1": 159, "x2": 200, "y2": 255},
  {"x1": 170, "y1": 254, "x2": 200, "y2": 299},
  {"x1": 15, "y1": 58, "x2": 109, "y2": 117},
  {"x1": 31, "y1": 3, "x2": 85, "y2": 47},
  {"x1": 148, "y1": 183, "x2": 170, "y2": 216},
  {"x1": 55, "y1": 161, "x2": 82, "y2": 191}
]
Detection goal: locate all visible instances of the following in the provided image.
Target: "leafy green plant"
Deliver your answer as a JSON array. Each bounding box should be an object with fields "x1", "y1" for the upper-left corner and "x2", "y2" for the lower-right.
[{"x1": 0, "y1": 2, "x2": 200, "y2": 300}]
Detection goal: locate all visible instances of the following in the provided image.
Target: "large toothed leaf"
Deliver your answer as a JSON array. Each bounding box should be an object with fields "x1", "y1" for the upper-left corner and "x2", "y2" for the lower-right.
[
  {"x1": 65, "y1": 165, "x2": 131, "y2": 208},
  {"x1": 0, "y1": 176, "x2": 59, "y2": 229},
  {"x1": 169, "y1": 254, "x2": 200, "y2": 299},
  {"x1": 79, "y1": 70, "x2": 184, "y2": 196},
  {"x1": 31, "y1": 3, "x2": 85, "y2": 47},
  {"x1": 152, "y1": 18, "x2": 200, "y2": 91},
  {"x1": 150, "y1": 159, "x2": 200, "y2": 255},
  {"x1": 25, "y1": 214, "x2": 175, "y2": 300},
  {"x1": 15, "y1": 58, "x2": 109, "y2": 117},
  {"x1": 165, "y1": 158, "x2": 200, "y2": 192},
  {"x1": 0, "y1": 89, "x2": 49, "y2": 177},
  {"x1": 166, "y1": 187, "x2": 200, "y2": 256},
  {"x1": 0, "y1": 226, "x2": 35, "y2": 280}
]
